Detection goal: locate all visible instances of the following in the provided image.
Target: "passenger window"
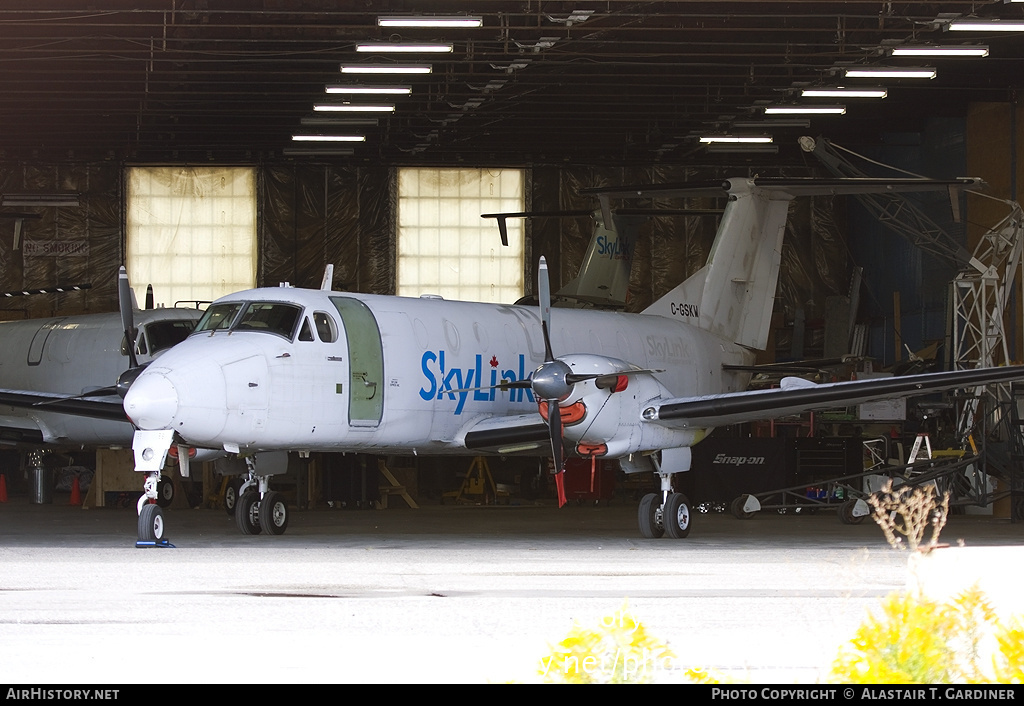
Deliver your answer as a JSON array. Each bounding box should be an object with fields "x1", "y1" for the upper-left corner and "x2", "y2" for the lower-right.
[{"x1": 314, "y1": 312, "x2": 338, "y2": 343}]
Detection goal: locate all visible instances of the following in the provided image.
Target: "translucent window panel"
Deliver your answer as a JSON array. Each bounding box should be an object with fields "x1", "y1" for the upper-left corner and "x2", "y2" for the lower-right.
[
  {"x1": 127, "y1": 167, "x2": 257, "y2": 307},
  {"x1": 397, "y1": 168, "x2": 524, "y2": 303}
]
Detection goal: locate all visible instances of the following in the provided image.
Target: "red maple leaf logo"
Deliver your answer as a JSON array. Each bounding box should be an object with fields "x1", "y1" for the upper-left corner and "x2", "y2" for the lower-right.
[{"x1": 489, "y1": 355, "x2": 499, "y2": 368}]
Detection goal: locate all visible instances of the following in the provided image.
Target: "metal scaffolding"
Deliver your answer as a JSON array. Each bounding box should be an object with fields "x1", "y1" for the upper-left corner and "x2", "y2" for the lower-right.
[{"x1": 805, "y1": 137, "x2": 1024, "y2": 514}]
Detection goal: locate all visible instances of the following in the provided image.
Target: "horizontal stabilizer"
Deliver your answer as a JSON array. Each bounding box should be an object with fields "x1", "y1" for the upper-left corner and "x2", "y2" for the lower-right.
[{"x1": 583, "y1": 176, "x2": 984, "y2": 201}]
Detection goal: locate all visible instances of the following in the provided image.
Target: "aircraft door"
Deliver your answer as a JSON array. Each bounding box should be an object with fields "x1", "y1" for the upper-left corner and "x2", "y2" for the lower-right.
[
  {"x1": 27, "y1": 319, "x2": 66, "y2": 366},
  {"x1": 330, "y1": 296, "x2": 384, "y2": 427}
]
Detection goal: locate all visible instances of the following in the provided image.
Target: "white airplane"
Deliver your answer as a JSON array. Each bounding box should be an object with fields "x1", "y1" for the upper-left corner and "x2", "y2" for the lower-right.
[
  {"x1": 0, "y1": 212, "x2": 648, "y2": 515},
  {"x1": 6, "y1": 175, "x2": 1024, "y2": 547},
  {"x1": 0, "y1": 274, "x2": 204, "y2": 501}
]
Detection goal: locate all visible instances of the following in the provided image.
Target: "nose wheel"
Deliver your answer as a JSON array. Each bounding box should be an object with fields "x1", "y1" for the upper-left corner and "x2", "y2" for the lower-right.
[{"x1": 137, "y1": 503, "x2": 165, "y2": 544}]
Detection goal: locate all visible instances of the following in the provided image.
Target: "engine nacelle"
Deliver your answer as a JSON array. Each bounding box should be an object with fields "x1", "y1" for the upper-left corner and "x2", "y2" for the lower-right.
[{"x1": 547, "y1": 353, "x2": 700, "y2": 458}]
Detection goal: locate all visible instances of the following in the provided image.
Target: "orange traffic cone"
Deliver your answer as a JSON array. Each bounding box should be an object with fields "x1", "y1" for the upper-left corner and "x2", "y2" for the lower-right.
[
  {"x1": 69, "y1": 475, "x2": 81, "y2": 506},
  {"x1": 0, "y1": 474, "x2": 7, "y2": 503}
]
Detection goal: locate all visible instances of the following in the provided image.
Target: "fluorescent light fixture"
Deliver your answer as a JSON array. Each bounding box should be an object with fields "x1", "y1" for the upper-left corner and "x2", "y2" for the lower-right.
[
  {"x1": 340, "y1": 64, "x2": 432, "y2": 74},
  {"x1": 705, "y1": 144, "x2": 779, "y2": 154},
  {"x1": 764, "y1": 105, "x2": 846, "y2": 115},
  {"x1": 891, "y1": 45, "x2": 989, "y2": 57},
  {"x1": 699, "y1": 135, "x2": 773, "y2": 144},
  {"x1": 325, "y1": 85, "x2": 411, "y2": 95},
  {"x1": 802, "y1": 87, "x2": 887, "y2": 98},
  {"x1": 301, "y1": 117, "x2": 378, "y2": 126},
  {"x1": 2, "y1": 193, "x2": 80, "y2": 207},
  {"x1": 733, "y1": 119, "x2": 811, "y2": 128},
  {"x1": 356, "y1": 43, "x2": 453, "y2": 53},
  {"x1": 844, "y1": 67, "x2": 936, "y2": 79},
  {"x1": 314, "y1": 104, "x2": 395, "y2": 113},
  {"x1": 282, "y1": 148, "x2": 355, "y2": 157},
  {"x1": 377, "y1": 16, "x2": 482, "y2": 28},
  {"x1": 947, "y1": 19, "x2": 1024, "y2": 32},
  {"x1": 291, "y1": 135, "x2": 365, "y2": 142}
]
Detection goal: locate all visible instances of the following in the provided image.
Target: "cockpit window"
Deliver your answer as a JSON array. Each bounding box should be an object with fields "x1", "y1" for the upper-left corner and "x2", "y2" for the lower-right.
[
  {"x1": 234, "y1": 302, "x2": 302, "y2": 339},
  {"x1": 146, "y1": 320, "x2": 197, "y2": 354},
  {"x1": 195, "y1": 303, "x2": 244, "y2": 333},
  {"x1": 193, "y1": 301, "x2": 302, "y2": 340}
]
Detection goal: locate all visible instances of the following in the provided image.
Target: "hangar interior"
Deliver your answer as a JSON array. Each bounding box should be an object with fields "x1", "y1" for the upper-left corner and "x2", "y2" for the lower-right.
[{"x1": 3, "y1": 2, "x2": 1024, "y2": 523}]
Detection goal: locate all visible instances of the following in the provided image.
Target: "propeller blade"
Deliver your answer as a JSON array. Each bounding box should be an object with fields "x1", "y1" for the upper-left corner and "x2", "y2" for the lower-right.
[
  {"x1": 538, "y1": 256, "x2": 554, "y2": 362},
  {"x1": 565, "y1": 367, "x2": 665, "y2": 386},
  {"x1": 446, "y1": 379, "x2": 532, "y2": 395},
  {"x1": 118, "y1": 266, "x2": 139, "y2": 370},
  {"x1": 30, "y1": 386, "x2": 119, "y2": 406},
  {"x1": 547, "y1": 399, "x2": 564, "y2": 473}
]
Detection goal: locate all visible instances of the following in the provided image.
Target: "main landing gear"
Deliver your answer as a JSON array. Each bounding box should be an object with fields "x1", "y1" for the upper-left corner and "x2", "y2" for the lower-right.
[
  {"x1": 636, "y1": 450, "x2": 693, "y2": 540},
  {"x1": 638, "y1": 489, "x2": 692, "y2": 539},
  {"x1": 233, "y1": 456, "x2": 290, "y2": 535}
]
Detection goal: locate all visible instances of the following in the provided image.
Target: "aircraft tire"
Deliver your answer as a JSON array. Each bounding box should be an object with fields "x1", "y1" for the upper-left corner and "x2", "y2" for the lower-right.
[
  {"x1": 664, "y1": 492, "x2": 692, "y2": 539},
  {"x1": 236, "y1": 490, "x2": 262, "y2": 535},
  {"x1": 731, "y1": 495, "x2": 755, "y2": 520},
  {"x1": 224, "y1": 478, "x2": 243, "y2": 516},
  {"x1": 637, "y1": 493, "x2": 664, "y2": 539},
  {"x1": 156, "y1": 476, "x2": 174, "y2": 508},
  {"x1": 259, "y1": 491, "x2": 289, "y2": 535},
  {"x1": 839, "y1": 499, "x2": 865, "y2": 525},
  {"x1": 138, "y1": 503, "x2": 165, "y2": 542}
]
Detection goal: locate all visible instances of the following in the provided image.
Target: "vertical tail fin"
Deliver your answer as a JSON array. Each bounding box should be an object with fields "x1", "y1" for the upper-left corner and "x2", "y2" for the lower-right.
[
  {"x1": 643, "y1": 179, "x2": 790, "y2": 350},
  {"x1": 556, "y1": 211, "x2": 638, "y2": 308}
]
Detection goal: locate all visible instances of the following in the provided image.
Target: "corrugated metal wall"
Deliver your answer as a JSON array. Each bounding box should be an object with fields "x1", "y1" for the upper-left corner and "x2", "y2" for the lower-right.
[{"x1": 844, "y1": 119, "x2": 969, "y2": 368}]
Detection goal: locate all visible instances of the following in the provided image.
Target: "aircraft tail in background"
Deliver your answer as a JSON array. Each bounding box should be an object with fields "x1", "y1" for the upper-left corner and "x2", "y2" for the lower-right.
[
  {"x1": 482, "y1": 208, "x2": 634, "y2": 309},
  {"x1": 554, "y1": 210, "x2": 637, "y2": 309},
  {"x1": 585, "y1": 176, "x2": 984, "y2": 352}
]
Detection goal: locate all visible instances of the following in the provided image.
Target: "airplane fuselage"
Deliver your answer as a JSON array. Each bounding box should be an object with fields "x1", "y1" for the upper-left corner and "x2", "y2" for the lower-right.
[
  {"x1": 123, "y1": 286, "x2": 754, "y2": 457},
  {"x1": 0, "y1": 308, "x2": 202, "y2": 446}
]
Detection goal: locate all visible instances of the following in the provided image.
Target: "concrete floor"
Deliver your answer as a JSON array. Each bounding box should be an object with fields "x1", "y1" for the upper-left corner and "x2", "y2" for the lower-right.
[{"x1": 1, "y1": 489, "x2": 1022, "y2": 685}]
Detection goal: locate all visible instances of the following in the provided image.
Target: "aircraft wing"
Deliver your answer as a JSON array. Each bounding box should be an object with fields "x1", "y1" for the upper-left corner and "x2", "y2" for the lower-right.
[
  {"x1": 0, "y1": 388, "x2": 128, "y2": 422},
  {"x1": 460, "y1": 413, "x2": 551, "y2": 454},
  {"x1": 642, "y1": 365, "x2": 1024, "y2": 429},
  {"x1": 0, "y1": 413, "x2": 46, "y2": 444}
]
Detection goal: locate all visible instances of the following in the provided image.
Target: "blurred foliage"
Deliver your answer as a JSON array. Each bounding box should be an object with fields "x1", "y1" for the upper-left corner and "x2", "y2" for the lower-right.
[
  {"x1": 538, "y1": 600, "x2": 674, "y2": 683},
  {"x1": 831, "y1": 586, "x2": 1024, "y2": 683}
]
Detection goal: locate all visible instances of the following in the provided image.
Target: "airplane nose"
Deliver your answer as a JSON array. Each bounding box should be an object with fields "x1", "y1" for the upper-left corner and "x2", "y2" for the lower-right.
[{"x1": 124, "y1": 371, "x2": 179, "y2": 430}]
